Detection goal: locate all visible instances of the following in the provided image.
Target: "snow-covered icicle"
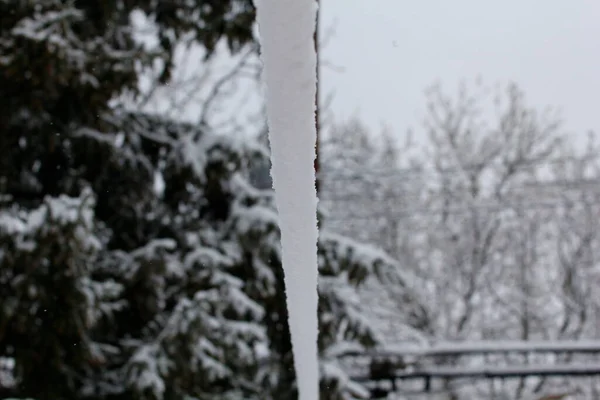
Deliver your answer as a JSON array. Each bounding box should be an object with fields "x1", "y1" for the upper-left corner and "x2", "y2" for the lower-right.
[{"x1": 253, "y1": 0, "x2": 320, "y2": 398}]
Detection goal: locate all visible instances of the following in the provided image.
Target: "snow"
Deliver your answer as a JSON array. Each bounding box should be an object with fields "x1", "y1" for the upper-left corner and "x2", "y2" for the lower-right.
[
  {"x1": 0, "y1": 189, "x2": 100, "y2": 253},
  {"x1": 253, "y1": 0, "x2": 320, "y2": 397},
  {"x1": 0, "y1": 357, "x2": 16, "y2": 390},
  {"x1": 0, "y1": 214, "x2": 25, "y2": 235},
  {"x1": 321, "y1": 360, "x2": 370, "y2": 399},
  {"x1": 127, "y1": 344, "x2": 170, "y2": 399}
]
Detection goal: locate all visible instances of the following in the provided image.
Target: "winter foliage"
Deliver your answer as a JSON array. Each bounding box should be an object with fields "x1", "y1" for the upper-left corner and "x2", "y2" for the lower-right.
[
  {"x1": 0, "y1": 108, "x2": 410, "y2": 399},
  {"x1": 15, "y1": 0, "x2": 598, "y2": 399},
  {"x1": 321, "y1": 82, "x2": 600, "y2": 399},
  {"x1": 0, "y1": 2, "x2": 416, "y2": 399}
]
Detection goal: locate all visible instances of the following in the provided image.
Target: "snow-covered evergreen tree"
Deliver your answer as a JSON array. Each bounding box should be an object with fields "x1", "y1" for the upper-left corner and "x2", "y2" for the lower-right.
[
  {"x1": 0, "y1": 2, "x2": 418, "y2": 399},
  {"x1": 1, "y1": 109, "x2": 410, "y2": 400}
]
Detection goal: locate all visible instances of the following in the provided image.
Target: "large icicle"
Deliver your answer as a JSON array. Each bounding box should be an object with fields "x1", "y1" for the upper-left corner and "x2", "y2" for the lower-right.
[{"x1": 253, "y1": 0, "x2": 320, "y2": 398}]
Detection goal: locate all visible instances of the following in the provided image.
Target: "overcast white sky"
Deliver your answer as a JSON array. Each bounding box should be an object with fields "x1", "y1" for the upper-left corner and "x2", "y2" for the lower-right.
[{"x1": 320, "y1": 0, "x2": 600, "y2": 145}]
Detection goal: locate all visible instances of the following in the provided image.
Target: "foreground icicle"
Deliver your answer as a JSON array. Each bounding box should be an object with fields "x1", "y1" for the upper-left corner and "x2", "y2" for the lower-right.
[{"x1": 253, "y1": 0, "x2": 320, "y2": 398}]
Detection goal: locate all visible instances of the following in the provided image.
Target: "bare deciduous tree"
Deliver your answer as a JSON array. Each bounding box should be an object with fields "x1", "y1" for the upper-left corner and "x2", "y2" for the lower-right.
[{"x1": 321, "y1": 80, "x2": 600, "y2": 399}]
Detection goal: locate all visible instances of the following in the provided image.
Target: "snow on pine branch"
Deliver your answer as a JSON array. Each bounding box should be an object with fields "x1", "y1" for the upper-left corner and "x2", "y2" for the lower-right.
[
  {"x1": 0, "y1": 188, "x2": 99, "y2": 253},
  {"x1": 318, "y1": 231, "x2": 408, "y2": 285},
  {"x1": 253, "y1": 0, "x2": 320, "y2": 398}
]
